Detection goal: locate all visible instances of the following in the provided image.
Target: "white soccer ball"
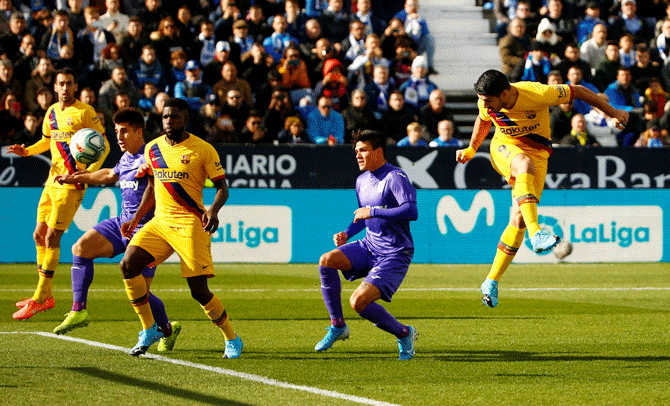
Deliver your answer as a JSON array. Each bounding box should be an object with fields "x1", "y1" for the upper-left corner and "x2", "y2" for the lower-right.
[
  {"x1": 553, "y1": 240, "x2": 573, "y2": 260},
  {"x1": 70, "y1": 128, "x2": 105, "y2": 165}
]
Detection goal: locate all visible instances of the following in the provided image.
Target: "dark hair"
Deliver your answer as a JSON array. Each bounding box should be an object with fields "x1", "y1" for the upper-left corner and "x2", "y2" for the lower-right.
[
  {"x1": 54, "y1": 67, "x2": 77, "y2": 83},
  {"x1": 164, "y1": 97, "x2": 190, "y2": 112},
  {"x1": 352, "y1": 129, "x2": 386, "y2": 155},
  {"x1": 113, "y1": 108, "x2": 145, "y2": 130},
  {"x1": 247, "y1": 109, "x2": 262, "y2": 118},
  {"x1": 474, "y1": 69, "x2": 510, "y2": 96},
  {"x1": 635, "y1": 43, "x2": 648, "y2": 53}
]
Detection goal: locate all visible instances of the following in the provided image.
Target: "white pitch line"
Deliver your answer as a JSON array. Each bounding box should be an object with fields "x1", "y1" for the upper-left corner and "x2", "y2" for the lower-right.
[
  {"x1": 3, "y1": 287, "x2": 670, "y2": 293},
  {"x1": 0, "y1": 331, "x2": 400, "y2": 406}
]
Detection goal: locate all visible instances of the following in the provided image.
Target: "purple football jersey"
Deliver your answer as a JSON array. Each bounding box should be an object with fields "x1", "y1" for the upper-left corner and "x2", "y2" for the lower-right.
[
  {"x1": 357, "y1": 162, "x2": 416, "y2": 256},
  {"x1": 113, "y1": 145, "x2": 153, "y2": 226}
]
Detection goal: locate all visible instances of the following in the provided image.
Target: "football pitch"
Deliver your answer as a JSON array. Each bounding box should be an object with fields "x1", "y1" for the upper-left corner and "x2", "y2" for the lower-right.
[{"x1": 1, "y1": 262, "x2": 669, "y2": 406}]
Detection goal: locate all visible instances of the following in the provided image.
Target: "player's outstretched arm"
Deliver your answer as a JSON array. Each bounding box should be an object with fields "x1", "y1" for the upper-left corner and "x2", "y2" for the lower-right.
[
  {"x1": 54, "y1": 169, "x2": 118, "y2": 185},
  {"x1": 6, "y1": 144, "x2": 28, "y2": 156},
  {"x1": 571, "y1": 85, "x2": 629, "y2": 130},
  {"x1": 456, "y1": 116, "x2": 492, "y2": 164},
  {"x1": 202, "y1": 177, "x2": 229, "y2": 234},
  {"x1": 121, "y1": 176, "x2": 155, "y2": 238}
]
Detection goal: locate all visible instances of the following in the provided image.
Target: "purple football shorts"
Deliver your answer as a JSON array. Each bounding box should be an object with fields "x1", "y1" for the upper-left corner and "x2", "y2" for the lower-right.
[
  {"x1": 337, "y1": 239, "x2": 412, "y2": 302},
  {"x1": 93, "y1": 217, "x2": 156, "y2": 278}
]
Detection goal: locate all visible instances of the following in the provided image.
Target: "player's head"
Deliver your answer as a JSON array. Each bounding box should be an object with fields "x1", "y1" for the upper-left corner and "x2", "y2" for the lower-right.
[
  {"x1": 352, "y1": 129, "x2": 386, "y2": 171},
  {"x1": 162, "y1": 97, "x2": 190, "y2": 141},
  {"x1": 474, "y1": 69, "x2": 512, "y2": 113},
  {"x1": 54, "y1": 67, "x2": 78, "y2": 106},
  {"x1": 113, "y1": 108, "x2": 145, "y2": 154}
]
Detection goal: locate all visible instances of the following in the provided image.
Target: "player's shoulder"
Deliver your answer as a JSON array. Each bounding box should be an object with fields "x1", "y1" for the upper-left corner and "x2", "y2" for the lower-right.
[{"x1": 386, "y1": 163, "x2": 410, "y2": 181}]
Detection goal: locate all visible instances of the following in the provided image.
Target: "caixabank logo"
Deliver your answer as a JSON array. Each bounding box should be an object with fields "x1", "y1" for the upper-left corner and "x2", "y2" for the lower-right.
[{"x1": 515, "y1": 206, "x2": 663, "y2": 263}]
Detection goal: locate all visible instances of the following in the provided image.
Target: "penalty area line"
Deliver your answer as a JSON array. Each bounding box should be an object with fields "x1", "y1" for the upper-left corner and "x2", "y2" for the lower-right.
[{"x1": 1, "y1": 331, "x2": 401, "y2": 406}]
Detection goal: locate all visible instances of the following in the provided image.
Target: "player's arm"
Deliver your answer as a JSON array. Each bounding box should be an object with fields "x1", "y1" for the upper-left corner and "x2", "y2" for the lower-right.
[
  {"x1": 356, "y1": 202, "x2": 418, "y2": 222},
  {"x1": 202, "y1": 177, "x2": 229, "y2": 233},
  {"x1": 456, "y1": 116, "x2": 492, "y2": 164},
  {"x1": 7, "y1": 135, "x2": 50, "y2": 156},
  {"x1": 571, "y1": 85, "x2": 629, "y2": 130},
  {"x1": 54, "y1": 169, "x2": 118, "y2": 185},
  {"x1": 121, "y1": 171, "x2": 155, "y2": 238}
]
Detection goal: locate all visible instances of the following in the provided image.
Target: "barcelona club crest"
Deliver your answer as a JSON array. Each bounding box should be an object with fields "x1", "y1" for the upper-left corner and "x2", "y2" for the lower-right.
[
  {"x1": 67, "y1": 117, "x2": 74, "y2": 126},
  {"x1": 525, "y1": 111, "x2": 536, "y2": 119},
  {"x1": 181, "y1": 154, "x2": 191, "y2": 164}
]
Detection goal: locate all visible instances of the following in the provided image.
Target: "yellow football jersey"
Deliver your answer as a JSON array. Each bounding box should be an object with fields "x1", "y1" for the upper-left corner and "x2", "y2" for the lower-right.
[
  {"x1": 478, "y1": 82, "x2": 573, "y2": 144},
  {"x1": 26, "y1": 100, "x2": 109, "y2": 190},
  {"x1": 146, "y1": 134, "x2": 226, "y2": 227}
]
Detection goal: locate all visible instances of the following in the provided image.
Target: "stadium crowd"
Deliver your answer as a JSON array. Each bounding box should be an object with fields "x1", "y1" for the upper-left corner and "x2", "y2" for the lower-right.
[
  {"x1": 0, "y1": 0, "x2": 461, "y2": 149},
  {"x1": 494, "y1": 0, "x2": 670, "y2": 147}
]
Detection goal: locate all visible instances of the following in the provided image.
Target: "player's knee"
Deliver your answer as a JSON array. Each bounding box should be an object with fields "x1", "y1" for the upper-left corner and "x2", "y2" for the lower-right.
[
  {"x1": 349, "y1": 293, "x2": 368, "y2": 314},
  {"x1": 190, "y1": 288, "x2": 213, "y2": 306},
  {"x1": 119, "y1": 256, "x2": 141, "y2": 279},
  {"x1": 32, "y1": 231, "x2": 44, "y2": 245},
  {"x1": 71, "y1": 239, "x2": 84, "y2": 256},
  {"x1": 319, "y1": 252, "x2": 335, "y2": 267},
  {"x1": 512, "y1": 154, "x2": 535, "y2": 175}
]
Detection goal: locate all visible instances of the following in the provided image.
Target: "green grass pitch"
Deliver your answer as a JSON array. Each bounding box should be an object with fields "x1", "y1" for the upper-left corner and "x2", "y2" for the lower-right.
[{"x1": 1, "y1": 262, "x2": 670, "y2": 405}]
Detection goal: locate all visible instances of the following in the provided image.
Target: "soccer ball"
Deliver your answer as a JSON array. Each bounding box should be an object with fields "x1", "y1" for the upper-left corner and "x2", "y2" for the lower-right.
[
  {"x1": 70, "y1": 128, "x2": 105, "y2": 165},
  {"x1": 553, "y1": 240, "x2": 573, "y2": 260}
]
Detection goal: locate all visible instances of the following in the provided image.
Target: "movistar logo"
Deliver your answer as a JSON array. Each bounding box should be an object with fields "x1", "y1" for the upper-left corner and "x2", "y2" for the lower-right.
[
  {"x1": 155, "y1": 170, "x2": 189, "y2": 180},
  {"x1": 436, "y1": 190, "x2": 495, "y2": 235}
]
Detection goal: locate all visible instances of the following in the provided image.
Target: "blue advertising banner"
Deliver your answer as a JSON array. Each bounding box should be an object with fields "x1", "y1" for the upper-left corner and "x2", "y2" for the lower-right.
[{"x1": 1, "y1": 188, "x2": 667, "y2": 264}]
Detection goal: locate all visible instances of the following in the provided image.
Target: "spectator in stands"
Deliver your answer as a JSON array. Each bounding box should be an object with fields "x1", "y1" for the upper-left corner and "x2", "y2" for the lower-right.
[
  {"x1": 30, "y1": 10, "x2": 53, "y2": 49},
  {"x1": 12, "y1": 34, "x2": 38, "y2": 83},
  {"x1": 381, "y1": 18, "x2": 414, "y2": 61},
  {"x1": 547, "y1": 69, "x2": 563, "y2": 85},
  {"x1": 175, "y1": 5, "x2": 198, "y2": 46},
  {"x1": 644, "y1": 77, "x2": 669, "y2": 118},
  {"x1": 635, "y1": 119, "x2": 667, "y2": 148},
  {"x1": 24, "y1": 57, "x2": 53, "y2": 112},
  {"x1": 279, "y1": 42, "x2": 312, "y2": 104},
  {"x1": 580, "y1": 23, "x2": 607, "y2": 76},
  {"x1": 398, "y1": 55, "x2": 437, "y2": 115},
  {"x1": 495, "y1": 0, "x2": 539, "y2": 43},
  {"x1": 207, "y1": 111, "x2": 238, "y2": 144},
  {"x1": 355, "y1": 0, "x2": 386, "y2": 37},
  {"x1": 307, "y1": 95, "x2": 345, "y2": 144},
  {"x1": 299, "y1": 18, "x2": 322, "y2": 60},
  {"x1": 0, "y1": 1, "x2": 18, "y2": 36},
  {"x1": 543, "y1": 0, "x2": 576, "y2": 44},
  {"x1": 285, "y1": 0, "x2": 308, "y2": 41},
  {"x1": 255, "y1": 69, "x2": 282, "y2": 111},
  {"x1": 549, "y1": 100, "x2": 577, "y2": 143},
  {"x1": 203, "y1": 41, "x2": 232, "y2": 86},
  {"x1": 97, "y1": 43, "x2": 126, "y2": 82},
  {"x1": 576, "y1": 1, "x2": 605, "y2": 46},
  {"x1": 320, "y1": 0, "x2": 353, "y2": 44},
  {"x1": 98, "y1": 66, "x2": 139, "y2": 112},
  {"x1": 652, "y1": 18, "x2": 670, "y2": 66},
  {"x1": 100, "y1": 0, "x2": 129, "y2": 42},
  {"x1": 238, "y1": 110, "x2": 267, "y2": 144},
  {"x1": 39, "y1": 9, "x2": 74, "y2": 62},
  {"x1": 307, "y1": 37, "x2": 338, "y2": 86},
  {"x1": 397, "y1": 121, "x2": 427, "y2": 146},
  {"x1": 230, "y1": 19, "x2": 254, "y2": 57},
  {"x1": 200, "y1": 93, "x2": 220, "y2": 140},
  {"x1": 631, "y1": 44, "x2": 661, "y2": 92},
  {"x1": 617, "y1": 33, "x2": 636, "y2": 68},
  {"x1": 79, "y1": 86, "x2": 96, "y2": 108},
  {"x1": 305, "y1": 0, "x2": 330, "y2": 18},
  {"x1": 556, "y1": 42, "x2": 593, "y2": 84},
  {"x1": 567, "y1": 65, "x2": 600, "y2": 115},
  {"x1": 137, "y1": 0, "x2": 167, "y2": 34},
  {"x1": 341, "y1": 20, "x2": 366, "y2": 64},
  {"x1": 144, "y1": 91, "x2": 168, "y2": 140},
  {"x1": 419, "y1": 89, "x2": 455, "y2": 140},
  {"x1": 534, "y1": 18, "x2": 564, "y2": 65},
  {"x1": 347, "y1": 33, "x2": 388, "y2": 89},
  {"x1": 429, "y1": 119, "x2": 462, "y2": 147},
  {"x1": 113, "y1": 91, "x2": 132, "y2": 114},
  {"x1": 76, "y1": 6, "x2": 115, "y2": 73},
  {"x1": 128, "y1": 44, "x2": 168, "y2": 92},
  {"x1": 138, "y1": 81, "x2": 157, "y2": 114},
  {"x1": 66, "y1": 0, "x2": 87, "y2": 35},
  {"x1": 605, "y1": 67, "x2": 643, "y2": 145},
  {"x1": 13, "y1": 110, "x2": 41, "y2": 146},
  {"x1": 263, "y1": 14, "x2": 298, "y2": 64},
  {"x1": 394, "y1": 0, "x2": 436, "y2": 74},
  {"x1": 560, "y1": 113, "x2": 600, "y2": 147},
  {"x1": 277, "y1": 115, "x2": 308, "y2": 143},
  {"x1": 0, "y1": 90, "x2": 23, "y2": 143},
  {"x1": 174, "y1": 60, "x2": 212, "y2": 114},
  {"x1": 364, "y1": 64, "x2": 394, "y2": 120},
  {"x1": 609, "y1": 0, "x2": 654, "y2": 45},
  {"x1": 166, "y1": 49, "x2": 186, "y2": 95},
  {"x1": 241, "y1": 42, "x2": 273, "y2": 96},
  {"x1": 119, "y1": 17, "x2": 149, "y2": 66},
  {"x1": 383, "y1": 89, "x2": 416, "y2": 144},
  {"x1": 314, "y1": 58, "x2": 348, "y2": 111},
  {"x1": 584, "y1": 93, "x2": 622, "y2": 146},
  {"x1": 499, "y1": 18, "x2": 530, "y2": 81},
  {"x1": 595, "y1": 41, "x2": 621, "y2": 91},
  {"x1": 192, "y1": 20, "x2": 217, "y2": 70},
  {"x1": 342, "y1": 89, "x2": 378, "y2": 142},
  {"x1": 246, "y1": 4, "x2": 272, "y2": 43},
  {"x1": 263, "y1": 90, "x2": 297, "y2": 142},
  {"x1": 151, "y1": 17, "x2": 185, "y2": 70},
  {"x1": 220, "y1": 89, "x2": 250, "y2": 137},
  {"x1": 34, "y1": 86, "x2": 53, "y2": 121},
  {"x1": 0, "y1": 59, "x2": 22, "y2": 100},
  {"x1": 521, "y1": 41, "x2": 552, "y2": 83},
  {"x1": 0, "y1": 12, "x2": 27, "y2": 60},
  {"x1": 213, "y1": 61, "x2": 253, "y2": 108}
]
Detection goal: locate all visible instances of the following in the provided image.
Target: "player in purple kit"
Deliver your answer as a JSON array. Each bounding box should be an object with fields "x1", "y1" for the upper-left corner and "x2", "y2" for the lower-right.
[
  {"x1": 52, "y1": 108, "x2": 181, "y2": 353},
  {"x1": 315, "y1": 129, "x2": 419, "y2": 360}
]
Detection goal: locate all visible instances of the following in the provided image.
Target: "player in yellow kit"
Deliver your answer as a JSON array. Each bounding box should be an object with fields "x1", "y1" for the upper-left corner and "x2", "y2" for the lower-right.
[
  {"x1": 456, "y1": 70, "x2": 628, "y2": 308},
  {"x1": 119, "y1": 98, "x2": 242, "y2": 358},
  {"x1": 8, "y1": 67, "x2": 109, "y2": 320}
]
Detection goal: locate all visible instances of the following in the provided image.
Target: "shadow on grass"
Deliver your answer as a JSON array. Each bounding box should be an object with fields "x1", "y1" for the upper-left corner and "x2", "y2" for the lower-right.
[
  {"x1": 67, "y1": 367, "x2": 253, "y2": 405},
  {"x1": 430, "y1": 350, "x2": 670, "y2": 363}
]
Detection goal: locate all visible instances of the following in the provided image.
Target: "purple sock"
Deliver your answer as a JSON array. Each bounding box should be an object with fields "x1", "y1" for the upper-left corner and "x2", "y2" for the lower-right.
[
  {"x1": 358, "y1": 302, "x2": 409, "y2": 338},
  {"x1": 319, "y1": 266, "x2": 345, "y2": 327},
  {"x1": 148, "y1": 292, "x2": 171, "y2": 337},
  {"x1": 71, "y1": 256, "x2": 94, "y2": 311}
]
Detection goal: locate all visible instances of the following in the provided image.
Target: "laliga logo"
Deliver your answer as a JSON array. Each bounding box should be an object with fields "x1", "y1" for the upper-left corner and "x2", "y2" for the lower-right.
[
  {"x1": 72, "y1": 188, "x2": 118, "y2": 231},
  {"x1": 436, "y1": 190, "x2": 495, "y2": 234},
  {"x1": 524, "y1": 215, "x2": 564, "y2": 256}
]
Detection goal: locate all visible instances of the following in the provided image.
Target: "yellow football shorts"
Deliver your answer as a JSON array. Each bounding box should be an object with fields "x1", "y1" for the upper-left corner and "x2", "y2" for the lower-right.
[
  {"x1": 129, "y1": 218, "x2": 215, "y2": 278},
  {"x1": 36, "y1": 185, "x2": 85, "y2": 231},
  {"x1": 489, "y1": 137, "x2": 550, "y2": 200}
]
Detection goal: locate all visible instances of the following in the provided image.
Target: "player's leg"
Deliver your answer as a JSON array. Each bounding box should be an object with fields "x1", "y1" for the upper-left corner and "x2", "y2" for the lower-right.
[
  {"x1": 318, "y1": 248, "x2": 353, "y2": 328},
  {"x1": 15, "y1": 222, "x2": 47, "y2": 308},
  {"x1": 144, "y1": 272, "x2": 182, "y2": 352}
]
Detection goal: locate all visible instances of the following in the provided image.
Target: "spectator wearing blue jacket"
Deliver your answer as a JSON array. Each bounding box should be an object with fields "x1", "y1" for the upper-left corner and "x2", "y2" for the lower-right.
[
  {"x1": 398, "y1": 55, "x2": 437, "y2": 116},
  {"x1": 128, "y1": 44, "x2": 168, "y2": 92},
  {"x1": 174, "y1": 60, "x2": 212, "y2": 113},
  {"x1": 520, "y1": 41, "x2": 552, "y2": 83},
  {"x1": 604, "y1": 67, "x2": 642, "y2": 145},
  {"x1": 396, "y1": 121, "x2": 428, "y2": 146},
  {"x1": 394, "y1": 0, "x2": 436, "y2": 73},
  {"x1": 307, "y1": 95, "x2": 345, "y2": 144},
  {"x1": 567, "y1": 65, "x2": 600, "y2": 115},
  {"x1": 263, "y1": 14, "x2": 298, "y2": 64}
]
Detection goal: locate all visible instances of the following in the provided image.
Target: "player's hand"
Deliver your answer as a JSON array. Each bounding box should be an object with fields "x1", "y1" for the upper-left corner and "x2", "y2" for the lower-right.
[
  {"x1": 202, "y1": 210, "x2": 219, "y2": 234},
  {"x1": 611, "y1": 109, "x2": 630, "y2": 130},
  {"x1": 353, "y1": 207, "x2": 371, "y2": 223},
  {"x1": 456, "y1": 147, "x2": 476, "y2": 164},
  {"x1": 121, "y1": 220, "x2": 136, "y2": 238},
  {"x1": 135, "y1": 163, "x2": 152, "y2": 177},
  {"x1": 6, "y1": 144, "x2": 28, "y2": 156},
  {"x1": 333, "y1": 231, "x2": 348, "y2": 247}
]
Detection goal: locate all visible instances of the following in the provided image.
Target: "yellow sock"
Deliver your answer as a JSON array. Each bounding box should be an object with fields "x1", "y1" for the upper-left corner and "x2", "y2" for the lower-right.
[
  {"x1": 123, "y1": 275, "x2": 155, "y2": 330},
  {"x1": 514, "y1": 173, "x2": 541, "y2": 237},
  {"x1": 487, "y1": 224, "x2": 526, "y2": 281},
  {"x1": 36, "y1": 245, "x2": 46, "y2": 269},
  {"x1": 33, "y1": 247, "x2": 59, "y2": 302},
  {"x1": 202, "y1": 295, "x2": 236, "y2": 341}
]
